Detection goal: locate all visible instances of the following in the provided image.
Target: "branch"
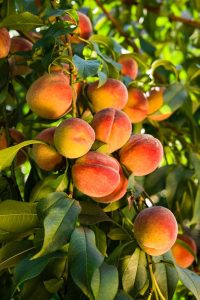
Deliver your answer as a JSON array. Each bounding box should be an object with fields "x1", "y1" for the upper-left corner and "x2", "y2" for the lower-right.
[{"x1": 94, "y1": 0, "x2": 139, "y2": 53}]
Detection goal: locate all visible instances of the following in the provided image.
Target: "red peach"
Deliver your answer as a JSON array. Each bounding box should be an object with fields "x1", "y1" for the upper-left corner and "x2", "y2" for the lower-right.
[
  {"x1": 0, "y1": 28, "x2": 11, "y2": 58},
  {"x1": 119, "y1": 134, "x2": 163, "y2": 176},
  {"x1": 147, "y1": 88, "x2": 164, "y2": 115},
  {"x1": 72, "y1": 151, "x2": 120, "y2": 197},
  {"x1": 118, "y1": 54, "x2": 138, "y2": 80}
]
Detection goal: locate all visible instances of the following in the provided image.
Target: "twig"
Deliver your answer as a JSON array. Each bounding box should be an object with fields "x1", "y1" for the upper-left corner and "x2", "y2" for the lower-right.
[{"x1": 94, "y1": 0, "x2": 139, "y2": 53}]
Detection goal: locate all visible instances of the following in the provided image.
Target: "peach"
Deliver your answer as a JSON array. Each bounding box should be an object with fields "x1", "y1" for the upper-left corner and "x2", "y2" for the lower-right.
[
  {"x1": 147, "y1": 88, "x2": 164, "y2": 115},
  {"x1": 54, "y1": 118, "x2": 95, "y2": 159},
  {"x1": 118, "y1": 54, "x2": 138, "y2": 80},
  {"x1": 26, "y1": 73, "x2": 73, "y2": 119},
  {"x1": 87, "y1": 78, "x2": 128, "y2": 112},
  {"x1": 134, "y1": 206, "x2": 178, "y2": 256},
  {"x1": 32, "y1": 127, "x2": 64, "y2": 171},
  {"x1": 123, "y1": 88, "x2": 148, "y2": 123},
  {"x1": 92, "y1": 163, "x2": 128, "y2": 203},
  {"x1": 0, "y1": 127, "x2": 26, "y2": 165},
  {"x1": 171, "y1": 234, "x2": 197, "y2": 268},
  {"x1": 72, "y1": 151, "x2": 120, "y2": 197},
  {"x1": 119, "y1": 134, "x2": 163, "y2": 176},
  {"x1": 91, "y1": 108, "x2": 132, "y2": 153},
  {"x1": 0, "y1": 28, "x2": 11, "y2": 58},
  {"x1": 9, "y1": 36, "x2": 33, "y2": 76},
  {"x1": 63, "y1": 11, "x2": 93, "y2": 42}
]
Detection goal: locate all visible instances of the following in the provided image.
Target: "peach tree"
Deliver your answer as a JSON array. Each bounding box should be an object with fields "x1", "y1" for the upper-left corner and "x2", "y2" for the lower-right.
[{"x1": 0, "y1": 0, "x2": 199, "y2": 299}]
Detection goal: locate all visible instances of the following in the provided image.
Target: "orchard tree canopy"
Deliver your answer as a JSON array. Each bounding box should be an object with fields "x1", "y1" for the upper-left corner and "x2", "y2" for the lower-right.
[{"x1": 0, "y1": 0, "x2": 200, "y2": 299}]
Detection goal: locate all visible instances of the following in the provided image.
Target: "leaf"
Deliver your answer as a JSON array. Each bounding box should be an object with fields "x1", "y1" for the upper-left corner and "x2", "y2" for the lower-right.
[
  {"x1": 0, "y1": 200, "x2": 39, "y2": 233},
  {"x1": 14, "y1": 251, "x2": 67, "y2": 288},
  {"x1": 30, "y1": 174, "x2": 68, "y2": 202},
  {"x1": 33, "y1": 192, "x2": 81, "y2": 258},
  {"x1": 79, "y1": 202, "x2": 111, "y2": 225},
  {"x1": 0, "y1": 140, "x2": 44, "y2": 171},
  {"x1": 115, "y1": 290, "x2": 133, "y2": 300},
  {"x1": 175, "y1": 265, "x2": 200, "y2": 300},
  {"x1": 0, "y1": 240, "x2": 34, "y2": 271},
  {"x1": 108, "y1": 228, "x2": 130, "y2": 241},
  {"x1": 73, "y1": 55, "x2": 100, "y2": 78},
  {"x1": 151, "y1": 59, "x2": 178, "y2": 80},
  {"x1": 92, "y1": 226, "x2": 107, "y2": 257},
  {"x1": 122, "y1": 248, "x2": 148, "y2": 296},
  {"x1": 44, "y1": 278, "x2": 64, "y2": 293},
  {"x1": 97, "y1": 70, "x2": 107, "y2": 87},
  {"x1": 190, "y1": 152, "x2": 200, "y2": 182},
  {"x1": 91, "y1": 263, "x2": 118, "y2": 300},
  {"x1": 191, "y1": 186, "x2": 200, "y2": 224},
  {"x1": 153, "y1": 252, "x2": 179, "y2": 300},
  {"x1": 0, "y1": 12, "x2": 43, "y2": 31},
  {"x1": 68, "y1": 227, "x2": 104, "y2": 298}
]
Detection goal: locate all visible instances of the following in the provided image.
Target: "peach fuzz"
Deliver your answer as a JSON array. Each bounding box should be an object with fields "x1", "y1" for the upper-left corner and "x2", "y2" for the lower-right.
[
  {"x1": 119, "y1": 134, "x2": 163, "y2": 176},
  {"x1": 0, "y1": 28, "x2": 11, "y2": 58},
  {"x1": 72, "y1": 151, "x2": 120, "y2": 197},
  {"x1": 134, "y1": 206, "x2": 178, "y2": 256},
  {"x1": 171, "y1": 234, "x2": 197, "y2": 268},
  {"x1": 63, "y1": 11, "x2": 93, "y2": 42},
  {"x1": 9, "y1": 36, "x2": 33, "y2": 76},
  {"x1": 92, "y1": 163, "x2": 128, "y2": 203},
  {"x1": 54, "y1": 118, "x2": 95, "y2": 159},
  {"x1": 91, "y1": 108, "x2": 132, "y2": 153},
  {"x1": 123, "y1": 88, "x2": 148, "y2": 123},
  {"x1": 32, "y1": 127, "x2": 64, "y2": 171},
  {"x1": 118, "y1": 54, "x2": 138, "y2": 80},
  {"x1": 26, "y1": 73, "x2": 72, "y2": 119},
  {"x1": 147, "y1": 88, "x2": 164, "y2": 115},
  {"x1": 87, "y1": 78, "x2": 128, "y2": 112}
]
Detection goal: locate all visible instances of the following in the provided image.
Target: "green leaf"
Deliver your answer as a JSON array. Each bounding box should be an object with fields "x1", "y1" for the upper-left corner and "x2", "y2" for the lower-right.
[
  {"x1": 122, "y1": 248, "x2": 148, "y2": 296},
  {"x1": 0, "y1": 240, "x2": 34, "y2": 271},
  {"x1": 108, "y1": 228, "x2": 130, "y2": 241},
  {"x1": 0, "y1": 200, "x2": 39, "y2": 233},
  {"x1": 151, "y1": 59, "x2": 178, "y2": 80},
  {"x1": 191, "y1": 186, "x2": 200, "y2": 224},
  {"x1": 153, "y1": 252, "x2": 179, "y2": 300},
  {"x1": 0, "y1": 140, "x2": 44, "y2": 171},
  {"x1": 79, "y1": 202, "x2": 111, "y2": 225},
  {"x1": 175, "y1": 266, "x2": 200, "y2": 300},
  {"x1": 91, "y1": 263, "x2": 118, "y2": 300},
  {"x1": 0, "y1": 12, "x2": 43, "y2": 31},
  {"x1": 14, "y1": 251, "x2": 67, "y2": 288},
  {"x1": 97, "y1": 70, "x2": 107, "y2": 87},
  {"x1": 44, "y1": 278, "x2": 64, "y2": 293},
  {"x1": 73, "y1": 55, "x2": 100, "y2": 78},
  {"x1": 30, "y1": 174, "x2": 68, "y2": 202},
  {"x1": 190, "y1": 152, "x2": 200, "y2": 182},
  {"x1": 68, "y1": 227, "x2": 104, "y2": 298},
  {"x1": 92, "y1": 226, "x2": 107, "y2": 257},
  {"x1": 33, "y1": 192, "x2": 81, "y2": 258},
  {"x1": 115, "y1": 290, "x2": 133, "y2": 300}
]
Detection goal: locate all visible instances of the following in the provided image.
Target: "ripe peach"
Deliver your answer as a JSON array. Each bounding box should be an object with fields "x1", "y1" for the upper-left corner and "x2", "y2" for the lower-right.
[
  {"x1": 54, "y1": 118, "x2": 95, "y2": 159},
  {"x1": 92, "y1": 163, "x2": 128, "y2": 203},
  {"x1": 32, "y1": 127, "x2": 64, "y2": 171},
  {"x1": 134, "y1": 206, "x2": 178, "y2": 256},
  {"x1": 9, "y1": 36, "x2": 33, "y2": 76},
  {"x1": 87, "y1": 78, "x2": 128, "y2": 112},
  {"x1": 72, "y1": 151, "x2": 120, "y2": 197},
  {"x1": 123, "y1": 88, "x2": 148, "y2": 123},
  {"x1": 63, "y1": 11, "x2": 93, "y2": 42},
  {"x1": 118, "y1": 54, "x2": 138, "y2": 80},
  {"x1": 147, "y1": 88, "x2": 164, "y2": 115},
  {"x1": 119, "y1": 134, "x2": 163, "y2": 176},
  {"x1": 0, "y1": 127, "x2": 26, "y2": 165},
  {"x1": 26, "y1": 73, "x2": 73, "y2": 119},
  {"x1": 0, "y1": 28, "x2": 11, "y2": 58},
  {"x1": 91, "y1": 108, "x2": 132, "y2": 153},
  {"x1": 171, "y1": 234, "x2": 197, "y2": 268}
]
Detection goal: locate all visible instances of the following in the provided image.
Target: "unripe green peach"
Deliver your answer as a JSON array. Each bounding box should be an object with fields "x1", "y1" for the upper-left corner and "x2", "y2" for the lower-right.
[
  {"x1": 26, "y1": 73, "x2": 73, "y2": 119},
  {"x1": 9, "y1": 36, "x2": 33, "y2": 76},
  {"x1": 32, "y1": 127, "x2": 64, "y2": 171},
  {"x1": 171, "y1": 234, "x2": 197, "y2": 268},
  {"x1": 54, "y1": 118, "x2": 95, "y2": 159},
  {"x1": 118, "y1": 54, "x2": 138, "y2": 80},
  {"x1": 92, "y1": 163, "x2": 128, "y2": 203},
  {"x1": 119, "y1": 134, "x2": 163, "y2": 176},
  {"x1": 134, "y1": 206, "x2": 178, "y2": 256},
  {"x1": 123, "y1": 88, "x2": 148, "y2": 123},
  {"x1": 0, "y1": 28, "x2": 11, "y2": 58},
  {"x1": 63, "y1": 11, "x2": 93, "y2": 42},
  {"x1": 72, "y1": 151, "x2": 120, "y2": 197},
  {"x1": 91, "y1": 108, "x2": 132, "y2": 153},
  {"x1": 87, "y1": 78, "x2": 128, "y2": 112}
]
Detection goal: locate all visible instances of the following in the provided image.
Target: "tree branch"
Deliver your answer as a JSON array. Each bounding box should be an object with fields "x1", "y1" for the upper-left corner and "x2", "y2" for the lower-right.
[{"x1": 94, "y1": 0, "x2": 139, "y2": 53}]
